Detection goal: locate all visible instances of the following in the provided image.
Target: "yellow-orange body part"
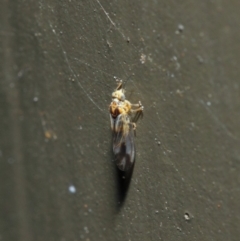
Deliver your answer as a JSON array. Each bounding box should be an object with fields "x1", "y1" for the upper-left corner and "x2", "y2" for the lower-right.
[{"x1": 109, "y1": 80, "x2": 143, "y2": 172}]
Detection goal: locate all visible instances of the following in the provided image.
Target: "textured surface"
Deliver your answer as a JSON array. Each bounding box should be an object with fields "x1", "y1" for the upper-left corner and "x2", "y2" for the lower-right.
[{"x1": 1, "y1": 0, "x2": 240, "y2": 240}]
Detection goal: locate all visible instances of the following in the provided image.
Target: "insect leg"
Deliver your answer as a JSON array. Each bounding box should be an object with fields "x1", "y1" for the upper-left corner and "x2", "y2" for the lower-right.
[
  {"x1": 132, "y1": 111, "x2": 143, "y2": 123},
  {"x1": 131, "y1": 101, "x2": 143, "y2": 107},
  {"x1": 130, "y1": 105, "x2": 143, "y2": 137},
  {"x1": 115, "y1": 79, "x2": 123, "y2": 90}
]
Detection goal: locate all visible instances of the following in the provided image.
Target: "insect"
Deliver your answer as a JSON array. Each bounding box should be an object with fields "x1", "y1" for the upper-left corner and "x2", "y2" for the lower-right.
[{"x1": 109, "y1": 80, "x2": 143, "y2": 172}]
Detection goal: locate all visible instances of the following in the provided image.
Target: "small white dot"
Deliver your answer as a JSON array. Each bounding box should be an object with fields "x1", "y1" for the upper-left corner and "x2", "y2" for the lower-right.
[
  {"x1": 207, "y1": 101, "x2": 211, "y2": 106},
  {"x1": 178, "y1": 24, "x2": 184, "y2": 31},
  {"x1": 68, "y1": 185, "x2": 76, "y2": 193},
  {"x1": 184, "y1": 213, "x2": 190, "y2": 220}
]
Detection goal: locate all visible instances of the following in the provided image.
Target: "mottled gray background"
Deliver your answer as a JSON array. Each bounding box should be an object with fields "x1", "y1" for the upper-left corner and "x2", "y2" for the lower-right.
[{"x1": 1, "y1": 0, "x2": 240, "y2": 240}]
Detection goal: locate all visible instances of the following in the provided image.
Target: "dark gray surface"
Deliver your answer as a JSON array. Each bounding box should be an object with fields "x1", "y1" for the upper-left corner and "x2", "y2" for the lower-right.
[{"x1": 1, "y1": 0, "x2": 240, "y2": 240}]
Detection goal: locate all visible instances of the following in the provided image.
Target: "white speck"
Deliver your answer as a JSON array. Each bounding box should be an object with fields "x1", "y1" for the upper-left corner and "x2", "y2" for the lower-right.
[
  {"x1": 33, "y1": 97, "x2": 38, "y2": 102},
  {"x1": 84, "y1": 226, "x2": 89, "y2": 233},
  {"x1": 175, "y1": 62, "x2": 181, "y2": 70},
  {"x1": 178, "y1": 24, "x2": 184, "y2": 31},
  {"x1": 147, "y1": 55, "x2": 153, "y2": 62},
  {"x1": 18, "y1": 70, "x2": 24, "y2": 78},
  {"x1": 177, "y1": 227, "x2": 182, "y2": 231},
  {"x1": 184, "y1": 213, "x2": 190, "y2": 220},
  {"x1": 68, "y1": 185, "x2": 76, "y2": 193},
  {"x1": 207, "y1": 101, "x2": 211, "y2": 106},
  {"x1": 140, "y1": 53, "x2": 146, "y2": 64},
  {"x1": 197, "y1": 55, "x2": 204, "y2": 63},
  {"x1": 52, "y1": 29, "x2": 56, "y2": 34},
  {"x1": 79, "y1": 126, "x2": 83, "y2": 130},
  {"x1": 155, "y1": 210, "x2": 159, "y2": 214}
]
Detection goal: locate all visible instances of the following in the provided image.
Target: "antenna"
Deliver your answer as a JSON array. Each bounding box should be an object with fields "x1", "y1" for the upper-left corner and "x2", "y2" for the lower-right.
[{"x1": 122, "y1": 74, "x2": 134, "y2": 89}]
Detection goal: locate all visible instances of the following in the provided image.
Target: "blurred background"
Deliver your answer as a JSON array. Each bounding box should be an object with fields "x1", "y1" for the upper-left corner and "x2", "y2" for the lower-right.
[{"x1": 1, "y1": 0, "x2": 240, "y2": 240}]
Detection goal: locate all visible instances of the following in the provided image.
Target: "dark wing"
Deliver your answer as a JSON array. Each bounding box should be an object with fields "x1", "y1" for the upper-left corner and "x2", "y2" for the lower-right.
[{"x1": 111, "y1": 114, "x2": 135, "y2": 172}]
